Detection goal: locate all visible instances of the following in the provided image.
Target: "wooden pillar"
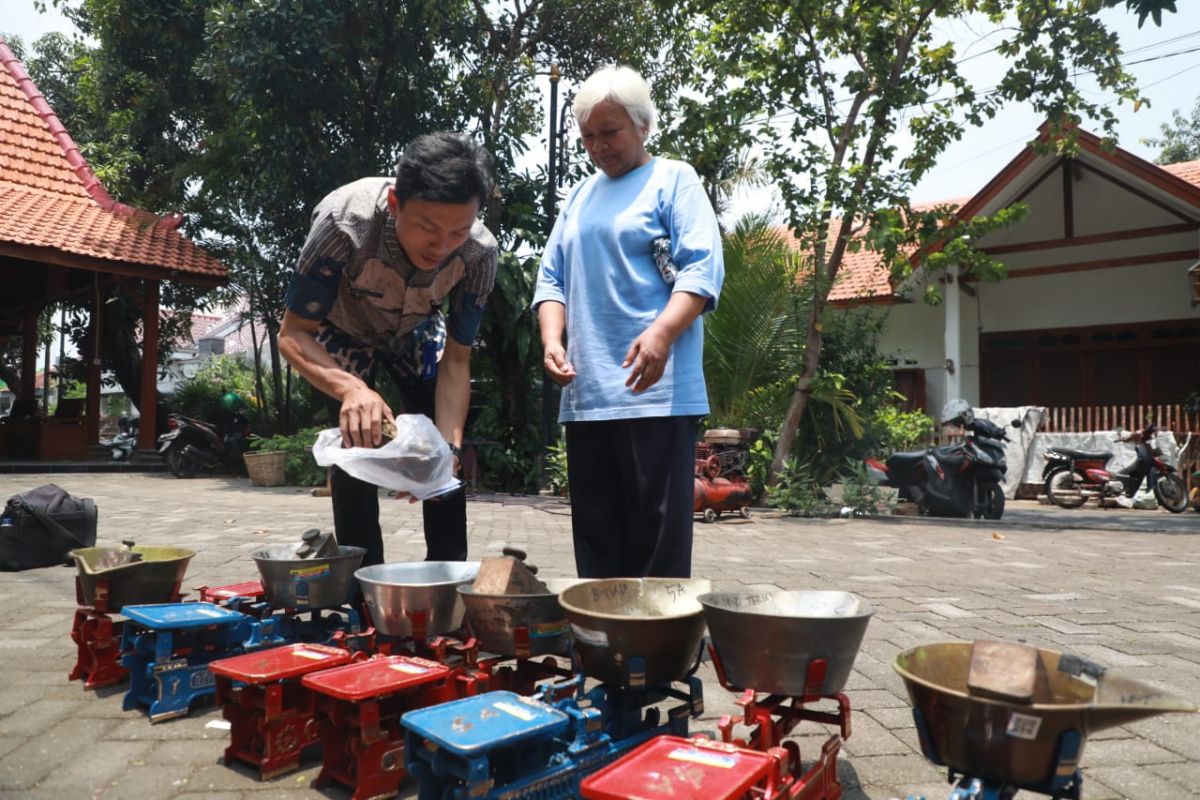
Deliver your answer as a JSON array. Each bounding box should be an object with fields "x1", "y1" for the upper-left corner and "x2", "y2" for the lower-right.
[
  {"x1": 137, "y1": 279, "x2": 160, "y2": 452},
  {"x1": 85, "y1": 277, "x2": 102, "y2": 446},
  {"x1": 20, "y1": 305, "x2": 37, "y2": 403}
]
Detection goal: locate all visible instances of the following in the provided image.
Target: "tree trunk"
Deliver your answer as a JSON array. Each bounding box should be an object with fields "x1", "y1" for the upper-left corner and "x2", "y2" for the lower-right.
[
  {"x1": 101, "y1": 286, "x2": 171, "y2": 434},
  {"x1": 770, "y1": 299, "x2": 825, "y2": 481},
  {"x1": 266, "y1": 321, "x2": 284, "y2": 434}
]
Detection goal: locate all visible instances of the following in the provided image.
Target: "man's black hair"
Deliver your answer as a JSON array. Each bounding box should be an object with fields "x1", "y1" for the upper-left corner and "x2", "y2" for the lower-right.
[{"x1": 394, "y1": 132, "x2": 493, "y2": 208}]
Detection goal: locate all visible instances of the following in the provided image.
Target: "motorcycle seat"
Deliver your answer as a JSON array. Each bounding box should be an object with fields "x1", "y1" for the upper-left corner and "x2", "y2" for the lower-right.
[
  {"x1": 1047, "y1": 448, "x2": 1112, "y2": 461},
  {"x1": 886, "y1": 451, "x2": 926, "y2": 471}
]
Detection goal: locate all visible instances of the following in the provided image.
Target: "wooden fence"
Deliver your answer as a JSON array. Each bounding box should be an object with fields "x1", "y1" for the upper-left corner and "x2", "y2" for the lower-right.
[{"x1": 1038, "y1": 404, "x2": 1198, "y2": 435}]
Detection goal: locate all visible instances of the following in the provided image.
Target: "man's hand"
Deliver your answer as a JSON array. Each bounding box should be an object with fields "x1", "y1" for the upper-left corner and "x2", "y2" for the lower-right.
[
  {"x1": 339, "y1": 385, "x2": 394, "y2": 448},
  {"x1": 544, "y1": 342, "x2": 577, "y2": 387},
  {"x1": 623, "y1": 325, "x2": 670, "y2": 393}
]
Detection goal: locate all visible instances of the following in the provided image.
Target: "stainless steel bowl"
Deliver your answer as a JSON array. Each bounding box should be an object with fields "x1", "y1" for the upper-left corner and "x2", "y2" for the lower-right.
[
  {"x1": 70, "y1": 545, "x2": 195, "y2": 611},
  {"x1": 458, "y1": 578, "x2": 581, "y2": 656},
  {"x1": 356, "y1": 561, "x2": 479, "y2": 637},
  {"x1": 700, "y1": 590, "x2": 872, "y2": 696},
  {"x1": 558, "y1": 578, "x2": 711, "y2": 687},
  {"x1": 251, "y1": 544, "x2": 366, "y2": 610},
  {"x1": 895, "y1": 641, "x2": 1196, "y2": 786}
]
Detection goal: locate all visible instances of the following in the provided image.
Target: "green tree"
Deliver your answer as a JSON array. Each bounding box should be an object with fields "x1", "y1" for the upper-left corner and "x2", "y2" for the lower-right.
[
  {"x1": 677, "y1": 0, "x2": 1153, "y2": 482},
  {"x1": 1148, "y1": 98, "x2": 1200, "y2": 165}
]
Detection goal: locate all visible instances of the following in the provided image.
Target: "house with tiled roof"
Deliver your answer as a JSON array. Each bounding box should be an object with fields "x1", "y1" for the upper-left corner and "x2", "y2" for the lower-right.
[
  {"x1": 0, "y1": 38, "x2": 227, "y2": 459},
  {"x1": 815, "y1": 123, "x2": 1200, "y2": 425}
]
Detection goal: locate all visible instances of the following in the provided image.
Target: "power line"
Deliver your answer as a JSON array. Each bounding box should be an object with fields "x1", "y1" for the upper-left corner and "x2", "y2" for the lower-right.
[{"x1": 738, "y1": 39, "x2": 1200, "y2": 131}]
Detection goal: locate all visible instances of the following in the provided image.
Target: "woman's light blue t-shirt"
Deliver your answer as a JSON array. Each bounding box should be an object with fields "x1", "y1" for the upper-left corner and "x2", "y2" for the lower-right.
[{"x1": 532, "y1": 157, "x2": 724, "y2": 423}]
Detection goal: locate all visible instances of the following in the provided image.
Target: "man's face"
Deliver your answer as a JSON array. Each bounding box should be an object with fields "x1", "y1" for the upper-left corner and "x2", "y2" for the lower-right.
[
  {"x1": 387, "y1": 188, "x2": 480, "y2": 271},
  {"x1": 579, "y1": 99, "x2": 649, "y2": 179}
]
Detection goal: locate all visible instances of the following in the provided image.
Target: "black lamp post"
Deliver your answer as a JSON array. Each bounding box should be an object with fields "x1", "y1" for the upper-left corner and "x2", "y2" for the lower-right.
[{"x1": 541, "y1": 64, "x2": 560, "y2": 460}]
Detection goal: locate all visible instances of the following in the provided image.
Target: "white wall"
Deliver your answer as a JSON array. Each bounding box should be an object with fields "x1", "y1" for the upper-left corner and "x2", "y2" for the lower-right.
[
  {"x1": 869, "y1": 255, "x2": 1198, "y2": 416},
  {"x1": 976, "y1": 257, "x2": 1198, "y2": 332}
]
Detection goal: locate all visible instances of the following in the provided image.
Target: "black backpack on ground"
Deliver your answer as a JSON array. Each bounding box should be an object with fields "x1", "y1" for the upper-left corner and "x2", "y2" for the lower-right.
[{"x1": 0, "y1": 484, "x2": 98, "y2": 571}]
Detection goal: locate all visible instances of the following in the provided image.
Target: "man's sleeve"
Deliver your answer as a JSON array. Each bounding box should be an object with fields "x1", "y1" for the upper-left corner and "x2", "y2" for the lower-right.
[
  {"x1": 447, "y1": 246, "x2": 497, "y2": 346},
  {"x1": 667, "y1": 170, "x2": 724, "y2": 313},
  {"x1": 285, "y1": 213, "x2": 353, "y2": 320}
]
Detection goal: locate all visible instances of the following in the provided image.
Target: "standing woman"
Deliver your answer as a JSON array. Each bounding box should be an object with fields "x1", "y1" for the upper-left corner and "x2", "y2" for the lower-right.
[{"x1": 532, "y1": 65, "x2": 724, "y2": 579}]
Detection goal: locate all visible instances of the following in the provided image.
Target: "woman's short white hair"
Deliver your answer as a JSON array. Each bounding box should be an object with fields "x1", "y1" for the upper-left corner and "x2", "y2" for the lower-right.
[{"x1": 572, "y1": 65, "x2": 657, "y2": 136}]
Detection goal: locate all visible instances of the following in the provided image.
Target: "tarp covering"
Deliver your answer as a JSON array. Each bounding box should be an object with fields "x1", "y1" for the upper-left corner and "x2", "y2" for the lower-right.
[{"x1": 973, "y1": 406, "x2": 1045, "y2": 499}]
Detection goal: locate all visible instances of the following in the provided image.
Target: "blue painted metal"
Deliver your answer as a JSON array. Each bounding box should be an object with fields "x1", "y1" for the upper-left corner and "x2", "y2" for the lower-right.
[
  {"x1": 402, "y1": 674, "x2": 704, "y2": 800},
  {"x1": 120, "y1": 603, "x2": 284, "y2": 722}
]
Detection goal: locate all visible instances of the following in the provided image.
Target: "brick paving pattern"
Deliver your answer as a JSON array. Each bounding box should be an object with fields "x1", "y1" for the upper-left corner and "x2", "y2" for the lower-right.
[{"x1": 0, "y1": 473, "x2": 1196, "y2": 799}]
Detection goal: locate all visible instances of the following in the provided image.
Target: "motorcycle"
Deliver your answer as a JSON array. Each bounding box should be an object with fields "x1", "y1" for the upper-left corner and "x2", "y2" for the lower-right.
[
  {"x1": 1042, "y1": 423, "x2": 1189, "y2": 513},
  {"x1": 98, "y1": 415, "x2": 138, "y2": 461},
  {"x1": 157, "y1": 412, "x2": 253, "y2": 478},
  {"x1": 866, "y1": 400, "x2": 1021, "y2": 520}
]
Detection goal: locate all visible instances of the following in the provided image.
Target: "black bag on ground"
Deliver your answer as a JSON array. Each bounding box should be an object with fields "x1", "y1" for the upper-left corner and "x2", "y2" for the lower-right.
[{"x1": 0, "y1": 484, "x2": 98, "y2": 571}]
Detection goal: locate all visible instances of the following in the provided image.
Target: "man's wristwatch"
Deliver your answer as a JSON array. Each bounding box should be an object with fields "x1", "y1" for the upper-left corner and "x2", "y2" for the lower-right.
[{"x1": 449, "y1": 444, "x2": 462, "y2": 458}]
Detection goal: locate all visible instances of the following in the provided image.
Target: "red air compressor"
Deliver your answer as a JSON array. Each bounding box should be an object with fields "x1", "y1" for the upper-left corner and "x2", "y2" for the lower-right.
[{"x1": 694, "y1": 428, "x2": 754, "y2": 522}]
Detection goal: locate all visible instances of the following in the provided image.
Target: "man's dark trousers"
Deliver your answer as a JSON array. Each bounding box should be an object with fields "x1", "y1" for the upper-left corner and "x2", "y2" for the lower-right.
[{"x1": 326, "y1": 375, "x2": 466, "y2": 567}]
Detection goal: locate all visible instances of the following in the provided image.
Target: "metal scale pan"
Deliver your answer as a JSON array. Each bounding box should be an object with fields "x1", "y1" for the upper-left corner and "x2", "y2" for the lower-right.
[
  {"x1": 457, "y1": 578, "x2": 582, "y2": 657},
  {"x1": 699, "y1": 590, "x2": 874, "y2": 696},
  {"x1": 355, "y1": 561, "x2": 479, "y2": 637},
  {"x1": 70, "y1": 543, "x2": 195, "y2": 611},
  {"x1": 559, "y1": 578, "x2": 711, "y2": 687},
  {"x1": 251, "y1": 543, "x2": 366, "y2": 610},
  {"x1": 894, "y1": 640, "x2": 1197, "y2": 788}
]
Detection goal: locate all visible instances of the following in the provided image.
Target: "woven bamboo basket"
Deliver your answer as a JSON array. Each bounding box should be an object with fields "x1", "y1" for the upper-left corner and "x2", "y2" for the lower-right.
[{"x1": 243, "y1": 450, "x2": 287, "y2": 487}]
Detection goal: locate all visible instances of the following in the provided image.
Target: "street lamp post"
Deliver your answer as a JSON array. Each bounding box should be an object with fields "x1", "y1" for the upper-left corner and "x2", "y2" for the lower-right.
[{"x1": 541, "y1": 64, "x2": 561, "y2": 466}]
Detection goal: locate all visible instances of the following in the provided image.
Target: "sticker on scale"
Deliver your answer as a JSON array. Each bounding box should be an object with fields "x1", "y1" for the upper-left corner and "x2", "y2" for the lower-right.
[
  {"x1": 570, "y1": 623, "x2": 608, "y2": 647},
  {"x1": 493, "y1": 701, "x2": 536, "y2": 722},
  {"x1": 292, "y1": 648, "x2": 331, "y2": 661},
  {"x1": 531, "y1": 620, "x2": 569, "y2": 638},
  {"x1": 667, "y1": 747, "x2": 737, "y2": 769},
  {"x1": 1006, "y1": 712, "x2": 1043, "y2": 740},
  {"x1": 290, "y1": 563, "x2": 331, "y2": 580},
  {"x1": 194, "y1": 606, "x2": 226, "y2": 618},
  {"x1": 389, "y1": 661, "x2": 431, "y2": 675}
]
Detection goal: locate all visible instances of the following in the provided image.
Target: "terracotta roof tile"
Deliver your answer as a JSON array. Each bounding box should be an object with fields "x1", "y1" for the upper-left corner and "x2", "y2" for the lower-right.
[
  {"x1": 0, "y1": 183, "x2": 225, "y2": 277},
  {"x1": 0, "y1": 39, "x2": 226, "y2": 282},
  {"x1": 1160, "y1": 159, "x2": 1200, "y2": 186}
]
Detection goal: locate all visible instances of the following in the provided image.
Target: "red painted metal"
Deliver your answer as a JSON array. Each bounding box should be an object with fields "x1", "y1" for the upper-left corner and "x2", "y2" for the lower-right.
[
  {"x1": 303, "y1": 655, "x2": 488, "y2": 800},
  {"x1": 198, "y1": 580, "x2": 266, "y2": 605},
  {"x1": 69, "y1": 608, "x2": 127, "y2": 689},
  {"x1": 581, "y1": 735, "x2": 786, "y2": 799},
  {"x1": 210, "y1": 643, "x2": 353, "y2": 779}
]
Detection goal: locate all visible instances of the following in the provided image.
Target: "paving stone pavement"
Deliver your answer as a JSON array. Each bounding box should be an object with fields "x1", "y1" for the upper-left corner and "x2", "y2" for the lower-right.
[{"x1": 0, "y1": 472, "x2": 1197, "y2": 799}]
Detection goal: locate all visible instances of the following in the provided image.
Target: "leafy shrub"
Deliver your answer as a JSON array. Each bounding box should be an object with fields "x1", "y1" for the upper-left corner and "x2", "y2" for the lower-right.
[
  {"x1": 545, "y1": 436, "x2": 569, "y2": 496},
  {"x1": 766, "y1": 457, "x2": 831, "y2": 517},
  {"x1": 838, "y1": 458, "x2": 893, "y2": 516},
  {"x1": 871, "y1": 403, "x2": 935, "y2": 454},
  {"x1": 250, "y1": 426, "x2": 325, "y2": 486}
]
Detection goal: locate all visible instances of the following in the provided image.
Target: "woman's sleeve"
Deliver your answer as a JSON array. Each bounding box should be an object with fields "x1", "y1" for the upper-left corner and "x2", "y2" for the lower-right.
[
  {"x1": 531, "y1": 204, "x2": 569, "y2": 311},
  {"x1": 667, "y1": 169, "x2": 724, "y2": 312}
]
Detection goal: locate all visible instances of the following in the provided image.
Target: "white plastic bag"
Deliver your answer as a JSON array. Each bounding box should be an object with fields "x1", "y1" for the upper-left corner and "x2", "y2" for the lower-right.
[{"x1": 311, "y1": 414, "x2": 460, "y2": 500}]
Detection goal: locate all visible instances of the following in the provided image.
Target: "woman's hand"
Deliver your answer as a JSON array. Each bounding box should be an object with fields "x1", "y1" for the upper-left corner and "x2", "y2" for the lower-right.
[
  {"x1": 623, "y1": 325, "x2": 670, "y2": 393},
  {"x1": 544, "y1": 342, "x2": 577, "y2": 386},
  {"x1": 339, "y1": 386, "x2": 394, "y2": 448}
]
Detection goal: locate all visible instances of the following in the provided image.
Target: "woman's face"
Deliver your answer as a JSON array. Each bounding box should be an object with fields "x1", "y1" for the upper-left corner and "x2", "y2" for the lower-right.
[{"x1": 579, "y1": 99, "x2": 650, "y2": 178}]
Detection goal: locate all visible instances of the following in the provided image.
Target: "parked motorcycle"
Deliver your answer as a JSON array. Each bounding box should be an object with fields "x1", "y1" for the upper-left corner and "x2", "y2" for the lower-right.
[
  {"x1": 157, "y1": 412, "x2": 253, "y2": 478},
  {"x1": 866, "y1": 400, "x2": 1021, "y2": 520},
  {"x1": 1042, "y1": 423, "x2": 1189, "y2": 513},
  {"x1": 98, "y1": 415, "x2": 139, "y2": 461}
]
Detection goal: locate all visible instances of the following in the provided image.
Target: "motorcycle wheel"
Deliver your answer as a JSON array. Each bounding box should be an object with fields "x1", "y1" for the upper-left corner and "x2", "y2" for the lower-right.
[
  {"x1": 165, "y1": 443, "x2": 197, "y2": 479},
  {"x1": 1153, "y1": 474, "x2": 1189, "y2": 514},
  {"x1": 1045, "y1": 468, "x2": 1087, "y2": 509},
  {"x1": 978, "y1": 483, "x2": 1005, "y2": 520}
]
